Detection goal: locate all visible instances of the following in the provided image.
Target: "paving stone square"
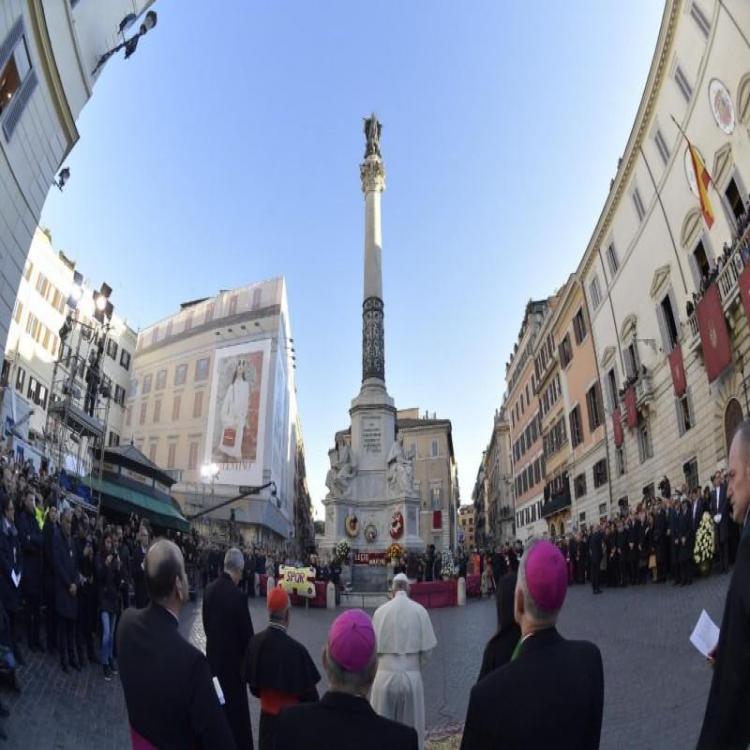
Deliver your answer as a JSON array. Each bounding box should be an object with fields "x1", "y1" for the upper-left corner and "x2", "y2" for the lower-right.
[{"x1": 0, "y1": 574, "x2": 729, "y2": 749}]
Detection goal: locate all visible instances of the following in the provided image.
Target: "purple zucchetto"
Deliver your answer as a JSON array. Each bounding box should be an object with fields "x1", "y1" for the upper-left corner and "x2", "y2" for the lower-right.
[
  {"x1": 328, "y1": 608, "x2": 376, "y2": 673},
  {"x1": 525, "y1": 540, "x2": 568, "y2": 613}
]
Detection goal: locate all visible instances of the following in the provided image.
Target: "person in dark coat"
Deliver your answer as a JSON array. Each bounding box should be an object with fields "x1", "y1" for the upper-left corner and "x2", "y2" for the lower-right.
[
  {"x1": 477, "y1": 571, "x2": 521, "y2": 681},
  {"x1": 117, "y1": 538, "x2": 235, "y2": 749},
  {"x1": 709, "y1": 471, "x2": 730, "y2": 573},
  {"x1": 678, "y1": 499, "x2": 694, "y2": 586},
  {"x1": 668, "y1": 498, "x2": 681, "y2": 583},
  {"x1": 244, "y1": 548, "x2": 257, "y2": 599},
  {"x1": 460, "y1": 540, "x2": 603, "y2": 750},
  {"x1": 274, "y1": 609, "x2": 417, "y2": 750},
  {"x1": 698, "y1": 423, "x2": 750, "y2": 748},
  {"x1": 96, "y1": 532, "x2": 122, "y2": 680},
  {"x1": 75, "y1": 525, "x2": 96, "y2": 664},
  {"x1": 16, "y1": 489, "x2": 43, "y2": 651},
  {"x1": 0, "y1": 494, "x2": 23, "y2": 666},
  {"x1": 115, "y1": 526, "x2": 132, "y2": 611},
  {"x1": 53, "y1": 508, "x2": 79, "y2": 672},
  {"x1": 588, "y1": 526, "x2": 603, "y2": 594},
  {"x1": 42, "y1": 505, "x2": 58, "y2": 652},
  {"x1": 131, "y1": 524, "x2": 149, "y2": 608},
  {"x1": 245, "y1": 587, "x2": 320, "y2": 750},
  {"x1": 652, "y1": 503, "x2": 668, "y2": 583},
  {"x1": 203, "y1": 548, "x2": 254, "y2": 749}
]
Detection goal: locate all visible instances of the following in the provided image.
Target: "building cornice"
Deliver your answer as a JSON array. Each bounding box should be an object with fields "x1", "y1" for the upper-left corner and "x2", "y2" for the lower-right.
[{"x1": 578, "y1": 0, "x2": 681, "y2": 279}]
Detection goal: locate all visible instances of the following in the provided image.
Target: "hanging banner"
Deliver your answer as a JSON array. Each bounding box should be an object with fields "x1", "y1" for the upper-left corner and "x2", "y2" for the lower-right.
[
  {"x1": 696, "y1": 284, "x2": 733, "y2": 383},
  {"x1": 669, "y1": 343, "x2": 687, "y2": 397},
  {"x1": 738, "y1": 260, "x2": 750, "y2": 330},
  {"x1": 624, "y1": 387, "x2": 638, "y2": 429},
  {"x1": 612, "y1": 408, "x2": 624, "y2": 447}
]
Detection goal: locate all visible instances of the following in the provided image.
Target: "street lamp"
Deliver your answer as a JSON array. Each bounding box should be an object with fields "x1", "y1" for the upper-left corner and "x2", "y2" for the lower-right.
[{"x1": 92, "y1": 11, "x2": 158, "y2": 76}]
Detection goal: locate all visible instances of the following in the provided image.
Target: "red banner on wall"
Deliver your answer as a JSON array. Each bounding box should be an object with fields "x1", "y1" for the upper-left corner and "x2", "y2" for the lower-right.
[
  {"x1": 433, "y1": 510, "x2": 443, "y2": 529},
  {"x1": 624, "y1": 387, "x2": 637, "y2": 428},
  {"x1": 696, "y1": 283, "x2": 733, "y2": 383},
  {"x1": 739, "y1": 260, "x2": 750, "y2": 329},
  {"x1": 669, "y1": 343, "x2": 686, "y2": 396},
  {"x1": 612, "y1": 408, "x2": 624, "y2": 447}
]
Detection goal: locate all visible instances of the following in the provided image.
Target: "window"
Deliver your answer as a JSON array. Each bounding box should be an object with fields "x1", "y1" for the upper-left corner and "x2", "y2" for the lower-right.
[
  {"x1": 573, "y1": 308, "x2": 587, "y2": 345},
  {"x1": 23, "y1": 261, "x2": 32, "y2": 281},
  {"x1": 593, "y1": 459, "x2": 608, "y2": 488},
  {"x1": 156, "y1": 369, "x2": 167, "y2": 391},
  {"x1": 674, "y1": 64, "x2": 693, "y2": 102},
  {"x1": 559, "y1": 334, "x2": 573, "y2": 368},
  {"x1": 579, "y1": 511, "x2": 586, "y2": 523},
  {"x1": 188, "y1": 442, "x2": 199, "y2": 470},
  {"x1": 193, "y1": 390, "x2": 203, "y2": 418},
  {"x1": 153, "y1": 399, "x2": 161, "y2": 423},
  {"x1": 0, "y1": 21, "x2": 36, "y2": 141},
  {"x1": 174, "y1": 363, "x2": 187, "y2": 386},
  {"x1": 167, "y1": 443, "x2": 176, "y2": 469},
  {"x1": 654, "y1": 128, "x2": 670, "y2": 166},
  {"x1": 586, "y1": 383, "x2": 604, "y2": 431},
  {"x1": 637, "y1": 417, "x2": 653, "y2": 463},
  {"x1": 15, "y1": 366, "x2": 25, "y2": 392},
  {"x1": 632, "y1": 187, "x2": 646, "y2": 222},
  {"x1": 114, "y1": 385, "x2": 126, "y2": 406},
  {"x1": 533, "y1": 458, "x2": 541, "y2": 485},
  {"x1": 574, "y1": 474, "x2": 587, "y2": 498},
  {"x1": 605, "y1": 243, "x2": 619, "y2": 276},
  {"x1": 172, "y1": 395, "x2": 181, "y2": 421},
  {"x1": 142, "y1": 374, "x2": 152, "y2": 395},
  {"x1": 184, "y1": 311, "x2": 193, "y2": 331},
  {"x1": 658, "y1": 292, "x2": 680, "y2": 351},
  {"x1": 431, "y1": 439, "x2": 438, "y2": 457},
  {"x1": 589, "y1": 276, "x2": 602, "y2": 309},
  {"x1": 229, "y1": 296, "x2": 238, "y2": 316},
  {"x1": 724, "y1": 176, "x2": 746, "y2": 223},
  {"x1": 683, "y1": 457, "x2": 699, "y2": 491},
  {"x1": 148, "y1": 443, "x2": 157, "y2": 463},
  {"x1": 106, "y1": 339, "x2": 118, "y2": 360},
  {"x1": 195, "y1": 358, "x2": 209, "y2": 381},
  {"x1": 676, "y1": 390, "x2": 695, "y2": 435},
  {"x1": 624, "y1": 343, "x2": 639, "y2": 380},
  {"x1": 13, "y1": 301, "x2": 22, "y2": 324},
  {"x1": 139, "y1": 402, "x2": 147, "y2": 425},
  {"x1": 690, "y1": 2, "x2": 710, "y2": 38},
  {"x1": 606, "y1": 368, "x2": 618, "y2": 411},
  {"x1": 569, "y1": 405, "x2": 583, "y2": 448},
  {"x1": 120, "y1": 349, "x2": 131, "y2": 371},
  {"x1": 252, "y1": 288, "x2": 262, "y2": 309},
  {"x1": 430, "y1": 486, "x2": 442, "y2": 510},
  {"x1": 598, "y1": 502, "x2": 608, "y2": 520},
  {"x1": 127, "y1": 378, "x2": 138, "y2": 399},
  {"x1": 108, "y1": 431, "x2": 120, "y2": 447},
  {"x1": 616, "y1": 446, "x2": 626, "y2": 476},
  {"x1": 205, "y1": 303, "x2": 214, "y2": 323},
  {"x1": 150, "y1": 327, "x2": 159, "y2": 346}
]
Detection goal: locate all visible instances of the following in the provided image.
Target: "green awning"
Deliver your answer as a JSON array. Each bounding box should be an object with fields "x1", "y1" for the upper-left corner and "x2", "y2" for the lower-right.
[{"x1": 85, "y1": 475, "x2": 189, "y2": 533}]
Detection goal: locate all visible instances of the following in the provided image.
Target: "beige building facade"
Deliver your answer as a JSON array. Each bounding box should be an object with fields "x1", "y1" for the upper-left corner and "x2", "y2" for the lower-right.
[
  {"x1": 126, "y1": 277, "x2": 309, "y2": 548},
  {"x1": 484, "y1": 407, "x2": 514, "y2": 545},
  {"x1": 458, "y1": 504, "x2": 475, "y2": 551}
]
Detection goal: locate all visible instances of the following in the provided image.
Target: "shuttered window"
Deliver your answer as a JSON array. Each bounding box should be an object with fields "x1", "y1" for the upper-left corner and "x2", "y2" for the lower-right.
[{"x1": 0, "y1": 19, "x2": 37, "y2": 141}]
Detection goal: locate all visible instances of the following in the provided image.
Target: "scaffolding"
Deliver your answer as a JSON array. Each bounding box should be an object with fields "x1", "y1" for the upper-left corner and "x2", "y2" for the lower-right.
[{"x1": 45, "y1": 311, "x2": 113, "y2": 513}]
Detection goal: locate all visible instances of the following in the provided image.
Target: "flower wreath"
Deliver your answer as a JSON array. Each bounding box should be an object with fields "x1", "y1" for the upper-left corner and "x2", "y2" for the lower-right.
[
  {"x1": 345, "y1": 514, "x2": 359, "y2": 538},
  {"x1": 364, "y1": 523, "x2": 378, "y2": 543},
  {"x1": 390, "y1": 510, "x2": 404, "y2": 539},
  {"x1": 385, "y1": 542, "x2": 403, "y2": 561}
]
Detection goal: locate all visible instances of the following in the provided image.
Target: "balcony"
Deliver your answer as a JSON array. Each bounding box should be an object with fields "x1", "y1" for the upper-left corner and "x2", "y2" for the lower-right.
[
  {"x1": 634, "y1": 369, "x2": 653, "y2": 409},
  {"x1": 541, "y1": 490, "x2": 571, "y2": 518}
]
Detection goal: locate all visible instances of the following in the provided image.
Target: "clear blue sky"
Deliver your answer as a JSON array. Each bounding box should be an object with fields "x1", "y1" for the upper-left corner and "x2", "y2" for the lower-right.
[{"x1": 40, "y1": 1, "x2": 664, "y2": 519}]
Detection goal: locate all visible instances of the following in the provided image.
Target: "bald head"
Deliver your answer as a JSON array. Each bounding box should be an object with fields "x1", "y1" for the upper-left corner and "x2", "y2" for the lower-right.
[
  {"x1": 728, "y1": 421, "x2": 750, "y2": 526},
  {"x1": 145, "y1": 539, "x2": 186, "y2": 603}
]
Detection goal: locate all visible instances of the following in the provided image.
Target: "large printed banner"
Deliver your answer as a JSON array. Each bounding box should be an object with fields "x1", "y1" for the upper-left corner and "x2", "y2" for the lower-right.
[
  {"x1": 669, "y1": 343, "x2": 686, "y2": 397},
  {"x1": 278, "y1": 565, "x2": 316, "y2": 598},
  {"x1": 696, "y1": 284, "x2": 732, "y2": 383},
  {"x1": 204, "y1": 340, "x2": 271, "y2": 487}
]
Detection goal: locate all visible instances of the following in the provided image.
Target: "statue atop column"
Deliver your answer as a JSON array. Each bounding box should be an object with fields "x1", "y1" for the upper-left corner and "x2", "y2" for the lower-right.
[{"x1": 363, "y1": 113, "x2": 382, "y2": 159}]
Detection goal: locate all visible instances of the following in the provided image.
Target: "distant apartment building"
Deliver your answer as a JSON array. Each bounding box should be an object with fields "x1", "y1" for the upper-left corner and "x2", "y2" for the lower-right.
[{"x1": 458, "y1": 504, "x2": 475, "y2": 551}]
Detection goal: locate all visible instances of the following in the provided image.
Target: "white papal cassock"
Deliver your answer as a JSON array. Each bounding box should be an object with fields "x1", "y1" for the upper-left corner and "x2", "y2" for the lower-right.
[{"x1": 370, "y1": 590, "x2": 437, "y2": 750}]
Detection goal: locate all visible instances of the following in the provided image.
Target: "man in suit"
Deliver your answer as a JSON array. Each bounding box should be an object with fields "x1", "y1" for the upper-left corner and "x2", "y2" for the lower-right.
[
  {"x1": 203, "y1": 547, "x2": 254, "y2": 749},
  {"x1": 710, "y1": 471, "x2": 730, "y2": 573},
  {"x1": 668, "y1": 497, "x2": 681, "y2": 584},
  {"x1": 691, "y1": 486, "x2": 705, "y2": 534},
  {"x1": 53, "y1": 508, "x2": 79, "y2": 673},
  {"x1": 117, "y1": 538, "x2": 235, "y2": 749},
  {"x1": 698, "y1": 422, "x2": 750, "y2": 748},
  {"x1": 17, "y1": 490, "x2": 43, "y2": 651},
  {"x1": 588, "y1": 524, "x2": 603, "y2": 594},
  {"x1": 460, "y1": 540, "x2": 603, "y2": 750},
  {"x1": 274, "y1": 609, "x2": 418, "y2": 750},
  {"x1": 131, "y1": 524, "x2": 150, "y2": 608}
]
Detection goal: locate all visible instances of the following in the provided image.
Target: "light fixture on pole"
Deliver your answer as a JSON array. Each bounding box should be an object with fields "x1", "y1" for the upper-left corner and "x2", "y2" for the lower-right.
[
  {"x1": 67, "y1": 271, "x2": 84, "y2": 309},
  {"x1": 92, "y1": 11, "x2": 158, "y2": 75},
  {"x1": 93, "y1": 282, "x2": 113, "y2": 323}
]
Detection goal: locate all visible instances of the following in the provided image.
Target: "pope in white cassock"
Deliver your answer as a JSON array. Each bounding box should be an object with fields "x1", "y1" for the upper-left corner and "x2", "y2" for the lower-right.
[
  {"x1": 371, "y1": 573, "x2": 437, "y2": 750},
  {"x1": 218, "y1": 360, "x2": 252, "y2": 460}
]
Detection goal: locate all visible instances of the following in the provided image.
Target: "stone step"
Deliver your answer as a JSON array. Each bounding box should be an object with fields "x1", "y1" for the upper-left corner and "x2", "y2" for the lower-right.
[{"x1": 340, "y1": 591, "x2": 389, "y2": 609}]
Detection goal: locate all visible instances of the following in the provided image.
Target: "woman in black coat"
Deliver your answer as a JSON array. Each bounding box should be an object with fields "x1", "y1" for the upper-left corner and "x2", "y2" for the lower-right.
[
  {"x1": 95, "y1": 533, "x2": 122, "y2": 680},
  {"x1": 477, "y1": 571, "x2": 521, "y2": 682},
  {"x1": 0, "y1": 494, "x2": 22, "y2": 663}
]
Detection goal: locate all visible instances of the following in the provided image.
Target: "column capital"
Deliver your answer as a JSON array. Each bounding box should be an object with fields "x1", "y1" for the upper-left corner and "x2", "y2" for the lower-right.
[{"x1": 360, "y1": 156, "x2": 386, "y2": 195}]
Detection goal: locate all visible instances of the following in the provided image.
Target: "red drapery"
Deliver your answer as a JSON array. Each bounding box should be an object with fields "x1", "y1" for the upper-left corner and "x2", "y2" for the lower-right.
[
  {"x1": 669, "y1": 343, "x2": 687, "y2": 396},
  {"x1": 624, "y1": 387, "x2": 637, "y2": 428},
  {"x1": 612, "y1": 408, "x2": 624, "y2": 447},
  {"x1": 696, "y1": 284, "x2": 732, "y2": 383}
]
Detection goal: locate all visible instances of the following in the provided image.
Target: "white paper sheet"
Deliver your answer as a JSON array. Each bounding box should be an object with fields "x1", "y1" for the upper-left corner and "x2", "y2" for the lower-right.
[
  {"x1": 10, "y1": 570, "x2": 21, "y2": 588},
  {"x1": 690, "y1": 609, "x2": 720, "y2": 658}
]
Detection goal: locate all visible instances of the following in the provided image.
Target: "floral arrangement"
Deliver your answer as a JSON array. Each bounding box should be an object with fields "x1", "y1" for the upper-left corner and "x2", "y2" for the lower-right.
[
  {"x1": 385, "y1": 542, "x2": 403, "y2": 562},
  {"x1": 333, "y1": 539, "x2": 351, "y2": 564},
  {"x1": 440, "y1": 551, "x2": 456, "y2": 579},
  {"x1": 693, "y1": 511, "x2": 715, "y2": 567}
]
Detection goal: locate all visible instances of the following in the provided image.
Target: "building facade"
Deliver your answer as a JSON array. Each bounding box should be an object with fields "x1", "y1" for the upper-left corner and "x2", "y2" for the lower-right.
[
  {"x1": 484, "y1": 407, "x2": 514, "y2": 545},
  {"x1": 0, "y1": 1, "x2": 154, "y2": 357},
  {"x1": 458, "y1": 504, "x2": 475, "y2": 551},
  {"x1": 2, "y1": 227, "x2": 135, "y2": 463},
  {"x1": 126, "y1": 277, "x2": 309, "y2": 549}
]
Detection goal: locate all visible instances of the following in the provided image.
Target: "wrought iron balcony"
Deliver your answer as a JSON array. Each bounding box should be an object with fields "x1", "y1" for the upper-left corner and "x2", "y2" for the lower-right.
[
  {"x1": 634, "y1": 369, "x2": 654, "y2": 408},
  {"x1": 541, "y1": 489, "x2": 571, "y2": 518}
]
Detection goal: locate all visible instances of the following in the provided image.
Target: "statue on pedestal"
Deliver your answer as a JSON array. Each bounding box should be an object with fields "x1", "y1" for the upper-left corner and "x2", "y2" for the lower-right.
[
  {"x1": 363, "y1": 113, "x2": 382, "y2": 158},
  {"x1": 387, "y1": 437, "x2": 413, "y2": 496},
  {"x1": 325, "y1": 441, "x2": 357, "y2": 499}
]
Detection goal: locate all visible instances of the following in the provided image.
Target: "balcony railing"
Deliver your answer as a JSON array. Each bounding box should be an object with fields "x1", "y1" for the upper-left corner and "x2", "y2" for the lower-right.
[
  {"x1": 634, "y1": 369, "x2": 653, "y2": 408},
  {"x1": 541, "y1": 490, "x2": 572, "y2": 518}
]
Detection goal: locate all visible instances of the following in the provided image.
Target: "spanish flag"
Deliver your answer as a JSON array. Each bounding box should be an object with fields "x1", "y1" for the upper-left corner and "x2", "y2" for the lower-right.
[{"x1": 688, "y1": 142, "x2": 714, "y2": 228}]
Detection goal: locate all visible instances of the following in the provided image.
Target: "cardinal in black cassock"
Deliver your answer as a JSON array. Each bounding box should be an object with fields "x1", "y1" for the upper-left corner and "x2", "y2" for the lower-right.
[{"x1": 244, "y1": 587, "x2": 320, "y2": 750}]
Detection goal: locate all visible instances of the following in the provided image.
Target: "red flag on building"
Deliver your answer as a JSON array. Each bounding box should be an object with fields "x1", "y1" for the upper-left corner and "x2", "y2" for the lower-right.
[
  {"x1": 696, "y1": 284, "x2": 733, "y2": 382},
  {"x1": 739, "y1": 260, "x2": 750, "y2": 329},
  {"x1": 688, "y1": 142, "x2": 714, "y2": 229},
  {"x1": 669, "y1": 343, "x2": 686, "y2": 396},
  {"x1": 624, "y1": 387, "x2": 637, "y2": 428},
  {"x1": 612, "y1": 408, "x2": 624, "y2": 447}
]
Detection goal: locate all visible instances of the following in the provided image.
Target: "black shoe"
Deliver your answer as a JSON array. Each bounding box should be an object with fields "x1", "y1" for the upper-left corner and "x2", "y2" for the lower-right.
[{"x1": 103, "y1": 665, "x2": 112, "y2": 682}]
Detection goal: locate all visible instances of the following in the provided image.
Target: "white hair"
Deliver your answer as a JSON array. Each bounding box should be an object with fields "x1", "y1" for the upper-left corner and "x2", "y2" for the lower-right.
[{"x1": 224, "y1": 547, "x2": 245, "y2": 574}]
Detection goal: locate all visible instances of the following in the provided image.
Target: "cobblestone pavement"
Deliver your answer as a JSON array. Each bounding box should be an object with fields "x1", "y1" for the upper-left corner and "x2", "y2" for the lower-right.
[{"x1": 0, "y1": 573, "x2": 730, "y2": 749}]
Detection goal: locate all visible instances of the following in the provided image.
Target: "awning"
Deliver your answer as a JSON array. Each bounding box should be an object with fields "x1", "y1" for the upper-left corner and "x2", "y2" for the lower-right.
[{"x1": 84, "y1": 475, "x2": 189, "y2": 533}]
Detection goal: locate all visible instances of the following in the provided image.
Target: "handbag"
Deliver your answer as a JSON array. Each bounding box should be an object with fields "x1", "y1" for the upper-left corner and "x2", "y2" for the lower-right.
[{"x1": 222, "y1": 427, "x2": 236, "y2": 447}]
